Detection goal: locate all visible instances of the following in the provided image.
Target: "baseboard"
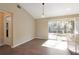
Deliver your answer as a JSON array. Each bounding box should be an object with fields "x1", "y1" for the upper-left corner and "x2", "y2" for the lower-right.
[
  {"x1": 34, "y1": 37, "x2": 48, "y2": 40},
  {"x1": 11, "y1": 37, "x2": 47, "y2": 48},
  {"x1": 32, "y1": 37, "x2": 35, "y2": 40},
  {"x1": 0, "y1": 43, "x2": 4, "y2": 46},
  {"x1": 11, "y1": 38, "x2": 34, "y2": 48}
]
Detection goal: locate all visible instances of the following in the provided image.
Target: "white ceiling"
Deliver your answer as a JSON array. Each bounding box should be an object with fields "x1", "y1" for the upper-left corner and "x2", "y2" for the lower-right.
[{"x1": 20, "y1": 3, "x2": 79, "y2": 19}]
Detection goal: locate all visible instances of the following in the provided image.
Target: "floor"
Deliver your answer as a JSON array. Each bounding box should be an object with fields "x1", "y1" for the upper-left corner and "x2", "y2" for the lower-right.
[{"x1": 0, "y1": 39, "x2": 71, "y2": 55}]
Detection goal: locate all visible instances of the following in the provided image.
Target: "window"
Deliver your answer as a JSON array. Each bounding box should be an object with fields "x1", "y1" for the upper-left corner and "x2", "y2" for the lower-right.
[{"x1": 48, "y1": 20, "x2": 74, "y2": 34}]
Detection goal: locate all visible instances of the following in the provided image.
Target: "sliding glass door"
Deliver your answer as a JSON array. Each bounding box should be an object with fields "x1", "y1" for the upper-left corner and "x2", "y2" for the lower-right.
[{"x1": 48, "y1": 20, "x2": 74, "y2": 40}]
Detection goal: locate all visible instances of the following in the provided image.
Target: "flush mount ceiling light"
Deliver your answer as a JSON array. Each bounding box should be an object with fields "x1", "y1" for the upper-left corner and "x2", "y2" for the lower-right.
[
  {"x1": 41, "y1": 3, "x2": 45, "y2": 17},
  {"x1": 66, "y1": 8, "x2": 71, "y2": 11}
]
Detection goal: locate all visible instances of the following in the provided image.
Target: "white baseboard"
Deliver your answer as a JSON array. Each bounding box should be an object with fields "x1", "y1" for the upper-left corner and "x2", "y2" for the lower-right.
[
  {"x1": 11, "y1": 38, "x2": 33, "y2": 48},
  {"x1": 11, "y1": 37, "x2": 47, "y2": 48},
  {"x1": 32, "y1": 37, "x2": 35, "y2": 40},
  {"x1": 0, "y1": 43, "x2": 4, "y2": 46},
  {"x1": 35, "y1": 37, "x2": 48, "y2": 39}
]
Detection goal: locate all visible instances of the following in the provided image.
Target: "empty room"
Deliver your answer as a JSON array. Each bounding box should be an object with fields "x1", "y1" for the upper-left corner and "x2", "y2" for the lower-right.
[{"x1": 0, "y1": 3, "x2": 79, "y2": 55}]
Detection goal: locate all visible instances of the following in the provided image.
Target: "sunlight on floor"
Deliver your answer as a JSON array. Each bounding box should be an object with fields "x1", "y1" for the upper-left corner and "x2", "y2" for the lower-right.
[
  {"x1": 42, "y1": 40, "x2": 67, "y2": 51},
  {"x1": 48, "y1": 33, "x2": 67, "y2": 41},
  {"x1": 48, "y1": 33, "x2": 57, "y2": 40}
]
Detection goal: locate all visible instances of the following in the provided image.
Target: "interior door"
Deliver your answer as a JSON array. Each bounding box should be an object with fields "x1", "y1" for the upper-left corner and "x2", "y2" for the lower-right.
[{"x1": 4, "y1": 16, "x2": 12, "y2": 46}]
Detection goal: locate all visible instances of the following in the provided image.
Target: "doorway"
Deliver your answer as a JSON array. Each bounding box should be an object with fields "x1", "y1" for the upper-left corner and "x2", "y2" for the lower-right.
[
  {"x1": 47, "y1": 20, "x2": 75, "y2": 51},
  {"x1": 48, "y1": 20, "x2": 74, "y2": 41},
  {"x1": 0, "y1": 10, "x2": 13, "y2": 47},
  {"x1": 4, "y1": 15, "x2": 13, "y2": 47}
]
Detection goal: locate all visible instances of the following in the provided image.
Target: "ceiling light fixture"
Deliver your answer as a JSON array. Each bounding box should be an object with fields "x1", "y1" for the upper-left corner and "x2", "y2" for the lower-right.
[
  {"x1": 41, "y1": 3, "x2": 45, "y2": 17},
  {"x1": 66, "y1": 8, "x2": 71, "y2": 11}
]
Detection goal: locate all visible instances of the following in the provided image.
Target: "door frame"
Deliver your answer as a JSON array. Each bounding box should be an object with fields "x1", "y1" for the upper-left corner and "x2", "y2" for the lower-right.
[{"x1": 3, "y1": 11, "x2": 13, "y2": 47}]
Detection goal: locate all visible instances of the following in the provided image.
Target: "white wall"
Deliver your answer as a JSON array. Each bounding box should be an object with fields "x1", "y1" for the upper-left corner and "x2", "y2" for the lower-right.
[
  {"x1": 0, "y1": 3, "x2": 35, "y2": 47},
  {"x1": 35, "y1": 17, "x2": 79, "y2": 39},
  {"x1": 35, "y1": 20, "x2": 48, "y2": 39}
]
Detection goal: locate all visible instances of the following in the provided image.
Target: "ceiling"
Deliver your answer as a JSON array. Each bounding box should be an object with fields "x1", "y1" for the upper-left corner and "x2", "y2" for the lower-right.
[{"x1": 20, "y1": 3, "x2": 79, "y2": 19}]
